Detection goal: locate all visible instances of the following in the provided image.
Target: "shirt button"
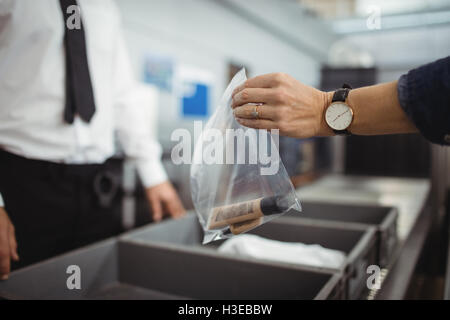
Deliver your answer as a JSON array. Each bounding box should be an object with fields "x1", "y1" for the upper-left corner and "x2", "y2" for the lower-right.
[{"x1": 444, "y1": 134, "x2": 450, "y2": 143}]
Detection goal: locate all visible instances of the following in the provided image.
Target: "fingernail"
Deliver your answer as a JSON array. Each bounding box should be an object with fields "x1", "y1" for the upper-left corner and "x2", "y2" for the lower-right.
[{"x1": 1, "y1": 275, "x2": 9, "y2": 281}]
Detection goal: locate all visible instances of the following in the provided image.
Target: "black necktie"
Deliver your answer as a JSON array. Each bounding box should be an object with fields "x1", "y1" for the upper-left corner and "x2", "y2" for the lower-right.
[{"x1": 59, "y1": 0, "x2": 96, "y2": 124}]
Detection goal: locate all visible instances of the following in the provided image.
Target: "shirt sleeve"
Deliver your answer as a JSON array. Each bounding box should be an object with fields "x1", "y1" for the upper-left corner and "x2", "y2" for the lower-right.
[
  {"x1": 0, "y1": 193, "x2": 4, "y2": 207},
  {"x1": 397, "y1": 56, "x2": 450, "y2": 145},
  {"x1": 111, "y1": 9, "x2": 168, "y2": 187}
]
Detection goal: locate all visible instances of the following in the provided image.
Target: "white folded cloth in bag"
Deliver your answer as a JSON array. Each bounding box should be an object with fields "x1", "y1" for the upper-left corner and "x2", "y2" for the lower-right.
[{"x1": 218, "y1": 234, "x2": 346, "y2": 269}]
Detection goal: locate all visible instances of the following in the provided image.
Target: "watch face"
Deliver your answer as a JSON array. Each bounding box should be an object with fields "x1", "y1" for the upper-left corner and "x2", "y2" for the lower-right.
[{"x1": 325, "y1": 102, "x2": 353, "y2": 131}]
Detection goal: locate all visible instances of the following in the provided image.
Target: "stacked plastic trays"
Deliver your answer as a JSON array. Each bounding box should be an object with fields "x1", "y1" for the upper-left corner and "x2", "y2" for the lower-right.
[
  {"x1": 0, "y1": 202, "x2": 396, "y2": 300},
  {"x1": 0, "y1": 229, "x2": 342, "y2": 300},
  {"x1": 283, "y1": 201, "x2": 399, "y2": 268},
  {"x1": 119, "y1": 214, "x2": 377, "y2": 300}
]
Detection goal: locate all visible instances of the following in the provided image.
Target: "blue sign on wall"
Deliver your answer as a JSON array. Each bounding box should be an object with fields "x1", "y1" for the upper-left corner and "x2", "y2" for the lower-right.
[{"x1": 182, "y1": 83, "x2": 209, "y2": 117}]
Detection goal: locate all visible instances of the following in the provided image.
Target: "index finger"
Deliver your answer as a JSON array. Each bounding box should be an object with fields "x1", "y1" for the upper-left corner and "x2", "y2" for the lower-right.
[{"x1": 232, "y1": 73, "x2": 279, "y2": 97}]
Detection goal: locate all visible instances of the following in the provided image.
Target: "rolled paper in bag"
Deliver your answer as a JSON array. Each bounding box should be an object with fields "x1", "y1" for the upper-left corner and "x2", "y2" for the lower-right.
[
  {"x1": 229, "y1": 218, "x2": 263, "y2": 235},
  {"x1": 207, "y1": 196, "x2": 289, "y2": 230}
]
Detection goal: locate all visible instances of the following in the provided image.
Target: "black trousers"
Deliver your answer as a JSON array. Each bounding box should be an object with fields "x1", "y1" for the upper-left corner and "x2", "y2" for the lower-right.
[{"x1": 0, "y1": 150, "x2": 124, "y2": 270}]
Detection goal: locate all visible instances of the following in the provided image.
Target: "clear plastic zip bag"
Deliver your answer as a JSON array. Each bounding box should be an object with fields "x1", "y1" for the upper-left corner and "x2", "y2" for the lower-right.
[{"x1": 190, "y1": 69, "x2": 301, "y2": 244}]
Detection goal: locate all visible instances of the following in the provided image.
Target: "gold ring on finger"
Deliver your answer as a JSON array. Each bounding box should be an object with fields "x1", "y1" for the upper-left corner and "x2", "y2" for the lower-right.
[{"x1": 250, "y1": 105, "x2": 259, "y2": 119}]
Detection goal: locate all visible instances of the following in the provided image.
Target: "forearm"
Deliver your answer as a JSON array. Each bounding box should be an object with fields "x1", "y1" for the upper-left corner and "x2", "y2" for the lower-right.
[{"x1": 323, "y1": 81, "x2": 418, "y2": 136}]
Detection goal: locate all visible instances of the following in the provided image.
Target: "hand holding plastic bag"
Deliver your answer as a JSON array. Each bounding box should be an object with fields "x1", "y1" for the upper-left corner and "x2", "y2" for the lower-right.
[{"x1": 190, "y1": 69, "x2": 301, "y2": 244}]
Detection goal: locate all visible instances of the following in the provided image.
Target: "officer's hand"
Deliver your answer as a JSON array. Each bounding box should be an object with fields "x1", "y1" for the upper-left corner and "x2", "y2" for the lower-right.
[
  {"x1": 145, "y1": 181, "x2": 186, "y2": 222},
  {"x1": 0, "y1": 207, "x2": 19, "y2": 280}
]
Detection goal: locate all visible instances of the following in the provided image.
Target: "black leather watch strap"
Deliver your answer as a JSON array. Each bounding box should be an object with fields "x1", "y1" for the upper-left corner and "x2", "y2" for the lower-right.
[
  {"x1": 331, "y1": 84, "x2": 352, "y2": 135},
  {"x1": 332, "y1": 84, "x2": 352, "y2": 102},
  {"x1": 333, "y1": 128, "x2": 351, "y2": 135}
]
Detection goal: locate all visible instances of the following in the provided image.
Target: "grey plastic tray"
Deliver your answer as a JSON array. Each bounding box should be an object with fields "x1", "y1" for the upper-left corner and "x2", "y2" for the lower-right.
[
  {"x1": 284, "y1": 201, "x2": 398, "y2": 267},
  {"x1": 0, "y1": 237, "x2": 341, "y2": 300},
  {"x1": 121, "y1": 214, "x2": 377, "y2": 299}
]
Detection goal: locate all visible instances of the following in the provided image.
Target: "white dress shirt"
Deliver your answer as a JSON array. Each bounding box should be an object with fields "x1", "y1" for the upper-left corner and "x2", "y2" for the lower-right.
[{"x1": 0, "y1": 0, "x2": 167, "y2": 206}]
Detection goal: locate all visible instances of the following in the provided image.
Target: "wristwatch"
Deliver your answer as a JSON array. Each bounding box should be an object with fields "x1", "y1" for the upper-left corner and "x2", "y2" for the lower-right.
[{"x1": 324, "y1": 84, "x2": 353, "y2": 135}]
